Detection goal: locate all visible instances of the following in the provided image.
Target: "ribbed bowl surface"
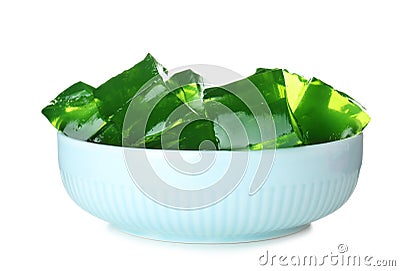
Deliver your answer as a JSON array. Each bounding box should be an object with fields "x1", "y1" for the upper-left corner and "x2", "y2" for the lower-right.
[{"x1": 58, "y1": 133, "x2": 363, "y2": 243}]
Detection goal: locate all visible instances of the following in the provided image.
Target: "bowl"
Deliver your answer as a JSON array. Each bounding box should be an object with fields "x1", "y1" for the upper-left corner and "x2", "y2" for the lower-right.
[{"x1": 57, "y1": 132, "x2": 363, "y2": 243}]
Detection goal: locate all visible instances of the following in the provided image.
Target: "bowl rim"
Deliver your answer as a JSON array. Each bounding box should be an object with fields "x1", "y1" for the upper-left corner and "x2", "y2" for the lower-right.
[{"x1": 57, "y1": 131, "x2": 363, "y2": 153}]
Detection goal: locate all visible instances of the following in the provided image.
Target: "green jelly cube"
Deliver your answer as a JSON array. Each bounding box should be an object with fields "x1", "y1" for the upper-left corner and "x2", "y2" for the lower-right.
[
  {"x1": 166, "y1": 69, "x2": 205, "y2": 114},
  {"x1": 286, "y1": 72, "x2": 370, "y2": 145},
  {"x1": 41, "y1": 81, "x2": 106, "y2": 141},
  {"x1": 204, "y1": 68, "x2": 302, "y2": 150},
  {"x1": 94, "y1": 53, "x2": 167, "y2": 119},
  {"x1": 90, "y1": 54, "x2": 168, "y2": 146},
  {"x1": 122, "y1": 75, "x2": 185, "y2": 147},
  {"x1": 120, "y1": 69, "x2": 217, "y2": 149}
]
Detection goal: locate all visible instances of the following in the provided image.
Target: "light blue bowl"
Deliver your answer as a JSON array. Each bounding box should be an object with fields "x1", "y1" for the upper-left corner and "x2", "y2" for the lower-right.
[{"x1": 58, "y1": 133, "x2": 363, "y2": 243}]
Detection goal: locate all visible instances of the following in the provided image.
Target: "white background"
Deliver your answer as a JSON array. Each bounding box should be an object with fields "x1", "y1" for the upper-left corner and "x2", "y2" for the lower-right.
[{"x1": 1, "y1": 0, "x2": 399, "y2": 270}]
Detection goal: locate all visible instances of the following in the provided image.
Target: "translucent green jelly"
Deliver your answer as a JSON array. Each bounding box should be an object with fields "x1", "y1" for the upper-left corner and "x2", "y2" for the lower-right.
[
  {"x1": 284, "y1": 71, "x2": 370, "y2": 145},
  {"x1": 42, "y1": 54, "x2": 370, "y2": 150},
  {"x1": 41, "y1": 82, "x2": 106, "y2": 141}
]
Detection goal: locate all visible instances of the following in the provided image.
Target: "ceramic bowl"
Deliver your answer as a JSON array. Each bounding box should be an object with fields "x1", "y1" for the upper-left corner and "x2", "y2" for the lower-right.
[{"x1": 58, "y1": 132, "x2": 363, "y2": 243}]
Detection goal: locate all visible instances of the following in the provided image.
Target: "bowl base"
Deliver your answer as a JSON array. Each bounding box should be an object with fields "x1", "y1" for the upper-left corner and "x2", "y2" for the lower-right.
[{"x1": 111, "y1": 224, "x2": 310, "y2": 243}]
